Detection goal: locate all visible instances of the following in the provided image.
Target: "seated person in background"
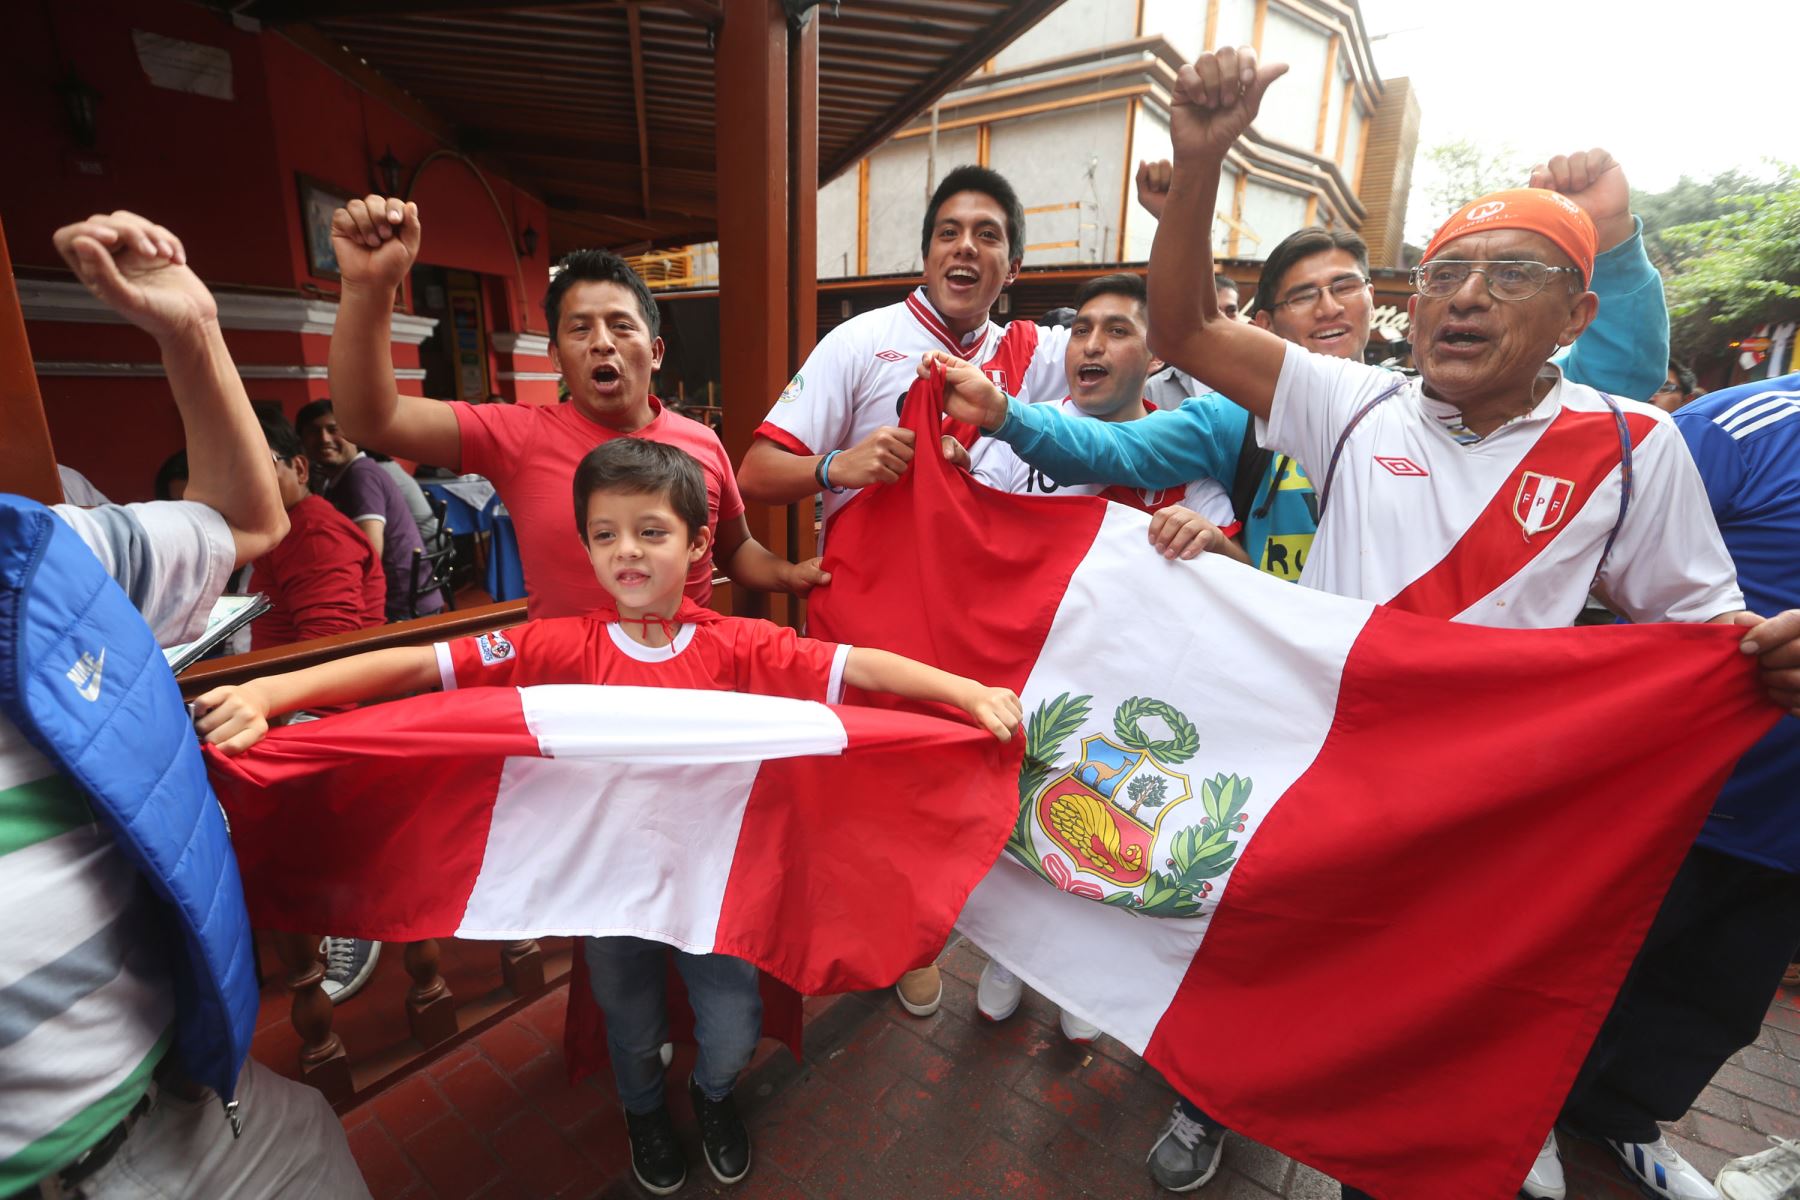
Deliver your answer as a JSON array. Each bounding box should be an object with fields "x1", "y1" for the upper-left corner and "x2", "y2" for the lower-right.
[
  {"x1": 295, "y1": 399, "x2": 443, "y2": 620},
  {"x1": 194, "y1": 437, "x2": 1021, "y2": 1195},
  {"x1": 3, "y1": 208, "x2": 366, "y2": 1198},
  {"x1": 370, "y1": 448, "x2": 441, "y2": 546},
  {"x1": 248, "y1": 414, "x2": 385, "y2": 650},
  {"x1": 153, "y1": 449, "x2": 188, "y2": 500}
]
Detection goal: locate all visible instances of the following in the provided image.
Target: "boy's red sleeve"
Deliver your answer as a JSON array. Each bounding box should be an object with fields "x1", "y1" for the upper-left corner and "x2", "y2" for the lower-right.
[
  {"x1": 437, "y1": 617, "x2": 591, "y2": 691},
  {"x1": 732, "y1": 620, "x2": 849, "y2": 703}
]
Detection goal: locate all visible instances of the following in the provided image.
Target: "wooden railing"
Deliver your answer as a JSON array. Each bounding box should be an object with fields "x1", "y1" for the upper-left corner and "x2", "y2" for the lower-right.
[{"x1": 183, "y1": 599, "x2": 556, "y2": 1107}]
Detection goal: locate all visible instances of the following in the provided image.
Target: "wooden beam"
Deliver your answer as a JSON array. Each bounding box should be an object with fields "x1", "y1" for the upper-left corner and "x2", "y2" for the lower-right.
[
  {"x1": 856, "y1": 158, "x2": 870, "y2": 275},
  {"x1": 716, "y1": 0, "x2": 789, "y2": 621},
  {"x1": 0, "y1": 217, "x2": 61, "y2": 504},
  {"x1": 1314, "y1": 33, "x2": 1338, "y2": 154},
  {"x1": 627, "y1": 4, "x2": 653, "y2": 218},
  {"x1": 786, "y1": 10, "x2": 820, "y2": 624},
  {"x1": 892, "y1": 85, "x2": 1153, "y2": 140},
  {"x1": 1116, "y1": 97, "x2": 1138, "y2": 262},
  {"x1": 243, "y1": 0, "x2": 719, "y2": 26},
  {"x1": 1252, "y1": 0, "x2": 1268, "y2": 51},
  {"x1": 1334, "y1": 77, "x2": 1354, "y2": 165}
]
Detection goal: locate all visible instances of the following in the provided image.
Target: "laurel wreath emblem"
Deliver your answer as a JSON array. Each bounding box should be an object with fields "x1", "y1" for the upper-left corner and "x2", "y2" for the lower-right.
[{"x1": 1112, "y1": 696, "x2": 1199, "y2": 765}]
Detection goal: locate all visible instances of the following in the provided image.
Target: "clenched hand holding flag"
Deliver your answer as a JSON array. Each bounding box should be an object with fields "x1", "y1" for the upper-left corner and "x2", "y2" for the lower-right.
[{"x1": 209, "y1": 374, "x2": 1778, "y2": 1200}]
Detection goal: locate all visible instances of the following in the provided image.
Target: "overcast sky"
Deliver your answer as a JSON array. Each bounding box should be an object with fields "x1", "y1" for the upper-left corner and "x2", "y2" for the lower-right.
[{"x1": 1360, "y1": 0, "x2": 1790, "y2": 237}]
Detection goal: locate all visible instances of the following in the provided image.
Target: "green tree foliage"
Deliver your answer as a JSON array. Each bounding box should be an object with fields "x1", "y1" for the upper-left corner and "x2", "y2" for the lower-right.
[
  {"x1": 1652, "y1": 164, "x2": 1800, "y2": 359},
  {"x1": 1630, "y1": 169, "x2": 1766, "y2": 270},
  {"x1": 1409, "y1": 139, "x2": 1529, "y2": 244}
]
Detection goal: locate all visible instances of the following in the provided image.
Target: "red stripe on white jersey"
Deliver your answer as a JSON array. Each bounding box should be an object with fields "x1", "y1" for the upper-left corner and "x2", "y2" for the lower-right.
[
  {"x1": 1384, "y1": 408, "x2": 1657, "y2": 619},
  {"x1": 904, "y1": 292, "x2": 985, "y2": 359}
]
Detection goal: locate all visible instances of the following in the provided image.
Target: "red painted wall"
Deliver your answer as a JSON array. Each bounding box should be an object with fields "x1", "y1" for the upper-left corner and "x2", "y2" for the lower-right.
[{"x1": 3, "y1": 0, "x2": 552, "y2": 500}]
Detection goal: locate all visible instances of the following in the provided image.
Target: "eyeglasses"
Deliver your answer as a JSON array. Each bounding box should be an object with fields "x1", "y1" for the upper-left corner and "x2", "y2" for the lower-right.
[
  {"x1": 1266, "y1": 274, "x2": 1369, "y2": 313},
  {"x1": 1652, "y1": 379, "x2": 1683, "y2": 395},
  {"x1": 1412, "y1": 260, "x2": 1582, "y2": 301}
]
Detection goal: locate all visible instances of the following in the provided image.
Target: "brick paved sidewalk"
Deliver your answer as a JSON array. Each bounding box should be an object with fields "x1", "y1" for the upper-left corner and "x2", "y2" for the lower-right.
[{"x1": 334, "y1": 936, "x2": 1800, "y2": 1199}]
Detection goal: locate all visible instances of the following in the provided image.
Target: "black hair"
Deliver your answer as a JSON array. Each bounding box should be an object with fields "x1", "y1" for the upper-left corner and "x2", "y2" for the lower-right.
[
  {"x1": 293, "y1": 398, "x2": 334, "y2": 436},
  {"x1": 1669, "y1": 358, "x2": 1697, "y2": 394},
  {"x1": 1072, "y1": 272, "x2": 1148, "y2": 315},
  {"x1": 259, "y1": 413, "x2": 305, "y2": 462},
  {"x1": 572, "y1": 438, "x2": 708, "y2": 544},
  {"x1": 153, "y1": 450, "x2": 188, "y2": 500},
  {"x1": 1214, "y1": 274, "x2": 1239, "y2": 295},
  {"x1": 920, "y1": 165, "x2": 1026, "y2": 263},
  {"x1": 1249, "y1": 227, "x2": 1370, "y2": 316},
  {"x1": 545, "y1": 249, "x2": 661, "y2": 339}
]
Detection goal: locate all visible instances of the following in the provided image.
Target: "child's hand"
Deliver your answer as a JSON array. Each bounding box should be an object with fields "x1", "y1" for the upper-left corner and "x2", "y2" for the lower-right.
[
  {"x1": 781, "y1": 556, "x2": 832, "y2": 595},
  {"x1": 921, "y1": 350, "x2": 1008, "y2": 431},
  {"x1": 192, "y1": 683, "x2": 273, "y2": 757},
  {"x1": 1148, "y1": 505, "x2": 1228, "y2": 561},
  {"x1": 962, "y1": 684, "x2": 1023, "y2": 742}
]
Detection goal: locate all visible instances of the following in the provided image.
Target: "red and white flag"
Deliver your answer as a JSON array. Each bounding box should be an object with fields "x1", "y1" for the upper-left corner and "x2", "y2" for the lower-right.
[
  {"x1": 804, "y1": 375, "x2": 1779, "y2": 1200},
  {"x1": 207, "y1": 685, "x2": 1019, "y2": 997}
]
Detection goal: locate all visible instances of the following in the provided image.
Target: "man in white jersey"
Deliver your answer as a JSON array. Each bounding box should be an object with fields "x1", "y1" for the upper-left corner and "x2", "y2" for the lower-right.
[
  {"x1": 738, "y1": 164, "x2": 1070, "y2": 1019},
  {"x1": 973, "y1": 272, "x2": 1247, "y2": 564},
  {"x1": 2, "y1": 211, "x2": 366, "y2": 1198},
  {"x1": 938, "y1": 46, "x2": 1800, "y2": 1200}
]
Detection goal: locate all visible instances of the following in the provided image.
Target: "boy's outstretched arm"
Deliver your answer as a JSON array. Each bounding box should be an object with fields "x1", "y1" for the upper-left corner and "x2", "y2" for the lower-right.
[
  {"x1": 842, "y1": 648, "x2": 1022, "y2": 741},
  {"x1": 328, "y1": 196, "x2": 464, "y2": 469},
  {"x1": 193, "y1": 645, "x2": 440, "y2": 756}
]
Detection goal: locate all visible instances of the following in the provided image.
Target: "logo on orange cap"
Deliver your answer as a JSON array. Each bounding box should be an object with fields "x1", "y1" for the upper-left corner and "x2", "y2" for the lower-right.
[{"x1": 1422, "y1": 188, "x2": 1597, "y2": 286}]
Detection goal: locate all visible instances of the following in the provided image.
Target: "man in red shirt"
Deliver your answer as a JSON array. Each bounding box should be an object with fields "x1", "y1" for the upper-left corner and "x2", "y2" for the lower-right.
[
  {"x1": 249, "y1": 415, "x2": 385, "y2": 650},
  {"x1": 324, "y1": 196, "x2": 823, "y2": 620}
]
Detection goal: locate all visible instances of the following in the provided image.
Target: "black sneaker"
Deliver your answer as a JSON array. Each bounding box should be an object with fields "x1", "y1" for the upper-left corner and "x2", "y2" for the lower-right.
[
  {"x1": 624, "y1": 1105, "x2": 686, "y2": 1195},
  {"x1": 688, "y1": 1075, "x2": 751, "y2": 1184}
]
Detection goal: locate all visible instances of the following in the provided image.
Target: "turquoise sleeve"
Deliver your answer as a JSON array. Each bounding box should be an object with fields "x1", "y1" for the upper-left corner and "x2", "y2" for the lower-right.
[
  {"x1": 1554, "y1": 216, "x2": 1668, "y2": 402},
  {"x1": 987, "y1": 394, "x2": 1239, "y2": 490}
]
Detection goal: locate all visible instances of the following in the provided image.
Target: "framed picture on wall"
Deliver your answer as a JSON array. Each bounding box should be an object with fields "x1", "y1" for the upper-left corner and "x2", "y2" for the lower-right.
[{"x1": 297, "y1": 174, "x2": 349, "y2": 279}]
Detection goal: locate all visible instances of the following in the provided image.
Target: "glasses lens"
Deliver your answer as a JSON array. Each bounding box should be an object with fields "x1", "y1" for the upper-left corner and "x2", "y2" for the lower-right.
[
  {"x1": 1419, "y1": 262, "x2": 1467, "y2": 296},
  {"x1": 1329, "y1": 275, "x2": 1368, "y2": 299},
  {"x1": 1487, "y1": 262, "x2": 1548, "y2": 300}
]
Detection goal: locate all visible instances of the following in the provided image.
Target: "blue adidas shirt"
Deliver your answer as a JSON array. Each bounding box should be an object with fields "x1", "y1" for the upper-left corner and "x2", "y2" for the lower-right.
[{"x1": 1675, "y1": 373, "x2": 1800, "y2": 872}]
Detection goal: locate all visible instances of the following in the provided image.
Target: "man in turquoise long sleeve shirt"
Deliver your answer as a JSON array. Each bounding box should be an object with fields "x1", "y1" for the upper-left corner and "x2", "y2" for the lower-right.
[{"x1": 984, "y1": 149, "x2": 1669, "y2": 581}]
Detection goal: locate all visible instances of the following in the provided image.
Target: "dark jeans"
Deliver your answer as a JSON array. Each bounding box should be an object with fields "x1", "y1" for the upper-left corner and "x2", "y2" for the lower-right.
[
  {"x1": 584, "y1": 936, "x2": 763, "y2": 1114},
  {"x1": 1562, "y1": 844, "x2": 1800, "y2": 1141}
]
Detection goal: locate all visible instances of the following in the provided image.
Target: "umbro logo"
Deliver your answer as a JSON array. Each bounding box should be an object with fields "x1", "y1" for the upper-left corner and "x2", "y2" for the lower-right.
[
  {"x1": 1375, "y1": 456, "x2": 1428, "y2": 477},
  {"x1": 874, "y1": 349, "x2": 906, "y2": 362},
  {"x1": 67, "y1": 648, "x2": 105, "y2": 702}
]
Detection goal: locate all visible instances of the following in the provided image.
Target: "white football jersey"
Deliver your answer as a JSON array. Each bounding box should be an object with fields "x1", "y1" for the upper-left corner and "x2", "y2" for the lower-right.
[
  {"x1": 1263, "y1": 343, "x2": 1742, "y2": 628},
  {"x1": 975, "y1": 399, "x2": 1238, "y2": 528},
  {"x1": 757, "y1": 288, "x2": 1069, "y2": 528}
]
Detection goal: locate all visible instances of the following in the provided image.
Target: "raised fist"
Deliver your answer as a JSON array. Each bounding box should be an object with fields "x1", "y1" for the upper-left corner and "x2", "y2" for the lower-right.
[
  {"x1": 1169, "y1": 47, "x2": 1288, "y2": 166},
  {"x1": 331, "y1": 194, "x2": 421, "y2": 291}
]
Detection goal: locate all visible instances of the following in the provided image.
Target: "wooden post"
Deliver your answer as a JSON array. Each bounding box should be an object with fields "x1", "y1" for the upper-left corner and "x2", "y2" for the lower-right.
[
  {"x1": 404, "y1": 939, "x2": 458, "y2": 1048},
  {"x1": 500, "y1": 939, "x2": 545, "y2": 995},
  {"x1": 0, "y1": 217, "x2": 63, "y2": 504},
  {"x1": 785, "y1": 6, "x2": 820, "y2": 629},
  {"x1": 717, "y1": 0, "x2": 792, "y2": 622},
  {"x1": 274, "y1": 931, "x2": 352, "y2": 1103}
]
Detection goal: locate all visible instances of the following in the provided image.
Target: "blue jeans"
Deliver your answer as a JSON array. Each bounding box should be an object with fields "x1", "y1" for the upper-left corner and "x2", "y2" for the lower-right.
[{"x1": 583, "y1": 936, "x2": 763, "y2": 1114}]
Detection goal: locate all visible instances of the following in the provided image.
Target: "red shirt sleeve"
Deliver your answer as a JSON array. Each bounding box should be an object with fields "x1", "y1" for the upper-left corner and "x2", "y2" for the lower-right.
[
  {"x1": 441, "y1": 617, "x2": 593, "y2": 690},
  {"x1": 729, "y1": 619, "x2": 846, "y2": 702},
  {"x1": 451, "y1": 400, "x2": 527, "y2": 483}
]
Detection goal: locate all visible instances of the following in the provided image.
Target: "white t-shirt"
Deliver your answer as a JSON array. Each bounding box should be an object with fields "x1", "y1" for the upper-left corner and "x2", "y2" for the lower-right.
[
  {"x1": 1263, "y1": 342, "x2": 1742, "y2": 628},
  {"x1": 0, "y1": 500, "x2": 233, "y2": 1187},
  {"x1": 975, "y1": 398, "x2": 1238, "y2": 527},
  {"x1": 756, "y1": 289, "x2": 1069, "y2": 529}
]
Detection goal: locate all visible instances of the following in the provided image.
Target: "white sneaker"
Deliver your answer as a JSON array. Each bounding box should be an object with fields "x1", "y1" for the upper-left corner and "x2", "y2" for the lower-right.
[
  {"x1": 1608, "y1": 1133, "x2": 1722, "y2": 1200},
  {"x1": 977, "y1": 960, "x2": 1024, "y2": 1022},
  {"x1": 1717, "y1": 1136, "x2": 1800, "y2": 1200},
  {"x1": 1058, "y1": 1008, "x2": 1100, "y2": 1045},
  {"x1": 1522, "y1": 1130, "x2": 1566, "y2": 1200}
]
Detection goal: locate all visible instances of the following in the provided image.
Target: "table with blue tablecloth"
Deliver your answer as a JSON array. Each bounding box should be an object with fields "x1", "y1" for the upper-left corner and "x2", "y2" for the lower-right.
[{"x1": 421, "y1": 477, "x2": 526, "y2": 602}]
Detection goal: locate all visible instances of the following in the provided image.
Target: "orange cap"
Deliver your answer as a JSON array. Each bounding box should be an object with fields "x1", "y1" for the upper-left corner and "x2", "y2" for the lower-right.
[{"x1": 1421, "y1": 188, "x2": 1597, "y2": 284}]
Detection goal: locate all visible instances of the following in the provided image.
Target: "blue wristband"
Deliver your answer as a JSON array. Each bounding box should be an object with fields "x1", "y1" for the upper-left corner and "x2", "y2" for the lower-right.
[{"x1": 817, "y1": 449, "x2": 848, "y2": 494}]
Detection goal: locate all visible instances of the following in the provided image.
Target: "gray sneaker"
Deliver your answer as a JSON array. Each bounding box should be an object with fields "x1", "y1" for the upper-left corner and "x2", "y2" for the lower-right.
[
  {"x1": 319, "y1": 937, "x2": 381, "y2": 1004},
  {"x1": 1146, "y1": 1102, "x2": 1224, "y2": 1192},
  {"x1": 1718, "y1": 1136, "x2": 1800, "y2": 1200}
]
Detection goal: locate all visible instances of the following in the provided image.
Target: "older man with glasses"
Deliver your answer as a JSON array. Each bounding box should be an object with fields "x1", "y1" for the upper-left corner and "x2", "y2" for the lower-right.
[
  {"x1": 939, "y1": 45, "x2": 1800, "y2": 1200},
  {"x1": 1001, "y1": 147, "x2": 1667, "y2": 591}
]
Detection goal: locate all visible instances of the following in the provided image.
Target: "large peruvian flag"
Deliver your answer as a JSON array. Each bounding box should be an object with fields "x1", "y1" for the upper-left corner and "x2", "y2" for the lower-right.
[{"x1": 804, "y1": 374, "x2": 1781, "y2": 1200}]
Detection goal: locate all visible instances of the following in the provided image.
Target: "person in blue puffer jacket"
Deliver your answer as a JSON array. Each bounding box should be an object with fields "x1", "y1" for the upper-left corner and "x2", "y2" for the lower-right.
[{"x1": 0, "y1": 211, "x2": 366, "y2": 1198}]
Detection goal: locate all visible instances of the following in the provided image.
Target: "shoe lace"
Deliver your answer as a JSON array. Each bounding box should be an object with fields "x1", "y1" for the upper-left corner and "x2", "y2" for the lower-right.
[
  {"x1": 1166, "y1": 1107, "x2": 1208, "y2": 1152},
  {"x1": 321, "y1": 938, "x2": 357, "y2": 977},
  {"x1": 631, "y1": 1111, "x2": 680, "y2": 1160},
  {"x1": 694, "y1": 1090, "x2": 739, "y2": 1143},
  {"x1": 1734, "y1": 1136, "x2": 1800, "y2": 1183}
]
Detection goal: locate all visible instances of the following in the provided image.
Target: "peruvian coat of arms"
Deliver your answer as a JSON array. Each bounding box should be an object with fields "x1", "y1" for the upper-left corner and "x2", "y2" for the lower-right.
[{"x1": 1006, "y1": 692, "x2": 1252, "y2": 919}]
